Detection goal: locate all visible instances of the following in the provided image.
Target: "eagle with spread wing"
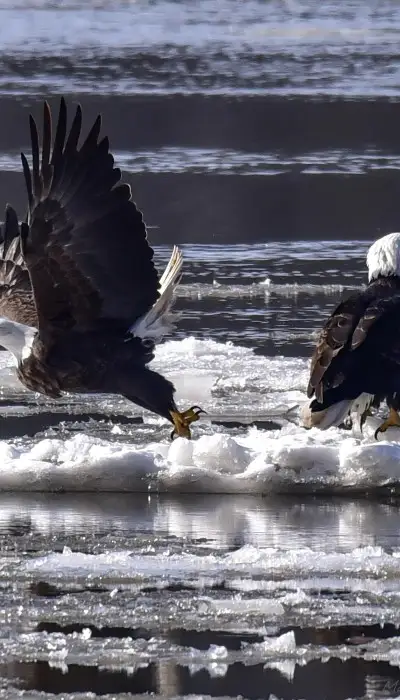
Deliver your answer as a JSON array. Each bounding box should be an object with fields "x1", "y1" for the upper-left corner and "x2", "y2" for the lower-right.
[
  {"x1": 301, "y1": 232, "x2": 400, "y2": 438},
  {"x1": 0, "y1": 98, "x2": 203, "y2": 439}
]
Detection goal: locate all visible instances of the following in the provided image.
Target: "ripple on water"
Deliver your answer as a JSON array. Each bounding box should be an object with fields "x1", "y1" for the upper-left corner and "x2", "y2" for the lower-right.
[{"x1": 0, "y1": 0, "x2": 398, "y2": 97}]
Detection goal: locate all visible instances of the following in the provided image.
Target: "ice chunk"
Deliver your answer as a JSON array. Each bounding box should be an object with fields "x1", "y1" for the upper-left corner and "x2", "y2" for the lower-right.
[{"x1": 0, "y1": 338, "x2": 398, "y2": 495}]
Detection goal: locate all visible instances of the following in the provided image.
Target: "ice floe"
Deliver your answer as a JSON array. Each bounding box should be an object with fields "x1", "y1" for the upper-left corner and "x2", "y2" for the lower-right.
[
  {"x1": 0, "y1": 337, "x2": 398, "y2": 493},
  {"x1": 0, "y1": 421, "x2": 399, "y2": 494},
  {"x1": 18, "y1": 543, "x2": 400, "y2": 589}
]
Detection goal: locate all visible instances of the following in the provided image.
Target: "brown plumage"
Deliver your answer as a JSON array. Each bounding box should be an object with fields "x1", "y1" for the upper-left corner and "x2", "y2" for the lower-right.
[
  {"x1": 0, "y1": 206, "x2": 36, "y2": 326},
  {"x1": 0, "y1": 98, "x2": 203, "y2": 439},
  {"x1": 302, "y1": 275, "x2": 400, "y2": 433},
  {"x1": 307, "y1": 279, "x2": 400, "y2": 403}
]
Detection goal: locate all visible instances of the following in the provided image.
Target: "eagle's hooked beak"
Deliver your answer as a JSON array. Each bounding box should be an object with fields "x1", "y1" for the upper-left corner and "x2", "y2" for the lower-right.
[{"x1": 169, "y1": 406, "x2": 206, "y2": 440}]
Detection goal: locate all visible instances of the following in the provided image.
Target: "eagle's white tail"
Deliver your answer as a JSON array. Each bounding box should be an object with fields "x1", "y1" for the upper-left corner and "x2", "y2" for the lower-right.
[
  {"x1": 301, "y1": 399, "x2": 354, "y2": 430},
  {"x1": 300, "y1": 392, "x2": 374, "y2": 431},
  {"x1": 158, "y1": 245, "x2": 183, "y2": 294},
  {"x1": 131, "y1": 245, "x2": 183, "y2": 343}
]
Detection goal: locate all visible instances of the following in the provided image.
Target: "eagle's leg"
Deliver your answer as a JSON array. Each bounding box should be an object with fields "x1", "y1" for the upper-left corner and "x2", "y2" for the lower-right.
[
  {"x1": 169, "y1": 406, "x2": 206, "y2": 439},
  {"x1": 374, "y1": 407, "x2": 400, "y2": 440}
]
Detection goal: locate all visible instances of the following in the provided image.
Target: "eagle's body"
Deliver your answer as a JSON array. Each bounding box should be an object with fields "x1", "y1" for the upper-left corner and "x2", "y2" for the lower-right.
[
  {"x1": 302, "y1": 232, "x2": 400, "y2": 436},
  {"x1": 0, "y1": 98, "x2": 201, "y2": 439},
  {"x1": 18, "y1": 328, "x2": 175, "y2": 425}
]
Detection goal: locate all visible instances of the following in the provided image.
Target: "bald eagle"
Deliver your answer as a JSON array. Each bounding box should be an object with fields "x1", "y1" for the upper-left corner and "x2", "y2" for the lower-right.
[
  {"x1": 301, "y1": 232, "x2": 400, "y2": 438},
  {"x1": 0, "y1": 98, "x2": 203, "y2": 439}
]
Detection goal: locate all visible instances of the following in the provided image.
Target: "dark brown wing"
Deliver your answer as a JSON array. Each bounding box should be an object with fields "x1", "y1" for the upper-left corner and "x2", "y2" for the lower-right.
[
  {"x1": 307, "y1": 297, "x2": 359, "y2": 402},
  {"x1": 20, "y1": 98, "x2": 159, "y2": 342},
  {"x1": 308, "y1": 286, "x2": 400, "y2": 402},
  {"x1": 350, "y1": 293, "x2": 400, "y2": 349},
  {"x1": 0, "y1": 205, "x2": 36, "y2": 326}
]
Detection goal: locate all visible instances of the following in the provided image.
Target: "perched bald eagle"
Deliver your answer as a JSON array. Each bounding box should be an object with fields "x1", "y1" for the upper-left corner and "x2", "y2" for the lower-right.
[
  {"x1": 0, "y1": 98, "x2": 203, "y2": 439},
  {"x1": 301, "y1": 232, "x2": 400, "y2": 438}
]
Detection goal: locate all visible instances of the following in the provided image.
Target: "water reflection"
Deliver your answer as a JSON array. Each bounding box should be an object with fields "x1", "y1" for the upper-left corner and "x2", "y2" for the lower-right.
[
  {"x1": 3, "y1": 657, "x2": 400, "y2": 699},
  {"x1": 2, "y1": 493, "x2": 400, "y2": 553}
]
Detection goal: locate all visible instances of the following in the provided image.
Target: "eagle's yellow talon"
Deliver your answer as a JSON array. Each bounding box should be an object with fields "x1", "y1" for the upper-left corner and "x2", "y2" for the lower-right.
[
  {"x1": 181, "y1": 406, "x2": 206, "y2": 421},
  {"x1": 169, "y1": 406, "x2": 205, "y2": 440},
  {"x1": 374, "y1": 407, "x2": 400, "y2": 440}
]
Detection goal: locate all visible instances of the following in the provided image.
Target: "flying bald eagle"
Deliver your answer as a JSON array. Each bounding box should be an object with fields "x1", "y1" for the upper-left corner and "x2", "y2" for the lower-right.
[
  {"x1": 0, "y1": 98, "x2": 203, "y2": 439},
  {"x1": 301, "y1": 232, "x2": 400, "y2": 438}
]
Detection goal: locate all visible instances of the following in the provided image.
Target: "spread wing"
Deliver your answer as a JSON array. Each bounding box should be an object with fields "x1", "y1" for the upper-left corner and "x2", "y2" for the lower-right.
[
  {"x1": 307, "y1": 287, "x2": 400, "y2": 402},
  {"x1": 0, "y1": 205, "x2": 36, "y2": 326},
  {"x1": 18, "y1": 98, "x2": 159, "y2": 344}
]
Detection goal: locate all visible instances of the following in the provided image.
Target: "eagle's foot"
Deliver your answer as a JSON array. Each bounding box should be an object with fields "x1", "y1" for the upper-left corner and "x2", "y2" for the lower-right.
[
  {"x1": 374, "y1": 407, "x2": 400, "y2": 440},
  {"x1": 169, "y1": 406, "x2": 206, "y2": 440}
]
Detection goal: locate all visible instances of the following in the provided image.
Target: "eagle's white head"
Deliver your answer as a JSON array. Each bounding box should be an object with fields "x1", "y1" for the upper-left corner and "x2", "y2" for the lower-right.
[{"x1": 367, "y1": 232, "x2": 400, "y2": 282}]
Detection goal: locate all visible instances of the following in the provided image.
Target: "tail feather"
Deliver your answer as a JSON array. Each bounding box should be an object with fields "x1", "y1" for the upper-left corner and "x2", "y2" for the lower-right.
[
  {"x1": 301, "y1": 391, "x2": 375, "y2": 431},
  {"x1": 158, "y1": 245, "x2": 183, "y2": 293},
  {"x1": 131, "y1": 246, "x2": 183, "y2": 343},
  {"x1": 301, "y1": 398, "x2": 354, "y2": 430}
]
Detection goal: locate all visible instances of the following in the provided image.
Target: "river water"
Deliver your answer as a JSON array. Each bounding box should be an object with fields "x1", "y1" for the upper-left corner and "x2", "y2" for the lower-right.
[{"x1": 1, "y1": 1, "x2": 400, "y2": 699}]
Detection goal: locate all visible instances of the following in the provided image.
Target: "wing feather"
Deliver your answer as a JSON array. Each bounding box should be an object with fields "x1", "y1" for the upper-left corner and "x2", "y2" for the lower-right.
[
  {"x1": 20, "y1": 98, "x2": 160, "y2": 343},
  {"x1": 29, "y1": 114, "x2": 42, "y2": 201},
  {"x1": 51, "y1": 97, "x2": 67, "y2": 175},
  {"x1": 21, "y1": 152, "x2": 33, "y2": 212},
  {"x1": 40, "y1": 102, "x2": 53, "y2": 198},
  {"x1": 308, "y1": 284, "x2": 400, "y2": 403},
  {"x1": 0, "y1": 206, "x2": 36, "y2": 326},
  {"x1": 307, "y1": 298, "x2": 359, "y2": 401},
  {"x1": 351, "y1": 292, "x2": 400, "y2": 349}
]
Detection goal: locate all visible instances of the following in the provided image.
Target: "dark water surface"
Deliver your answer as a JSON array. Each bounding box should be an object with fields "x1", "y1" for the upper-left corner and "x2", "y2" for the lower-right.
[
  {"x1": 0, "y1": 1, "x2": 400, "y2": 242},
  {"x1": 168, "y1": 240, "x2": 367, "y2": 356},
  {"x1": 0, "y1": 1, "x2": 400, "y2": 699}
]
